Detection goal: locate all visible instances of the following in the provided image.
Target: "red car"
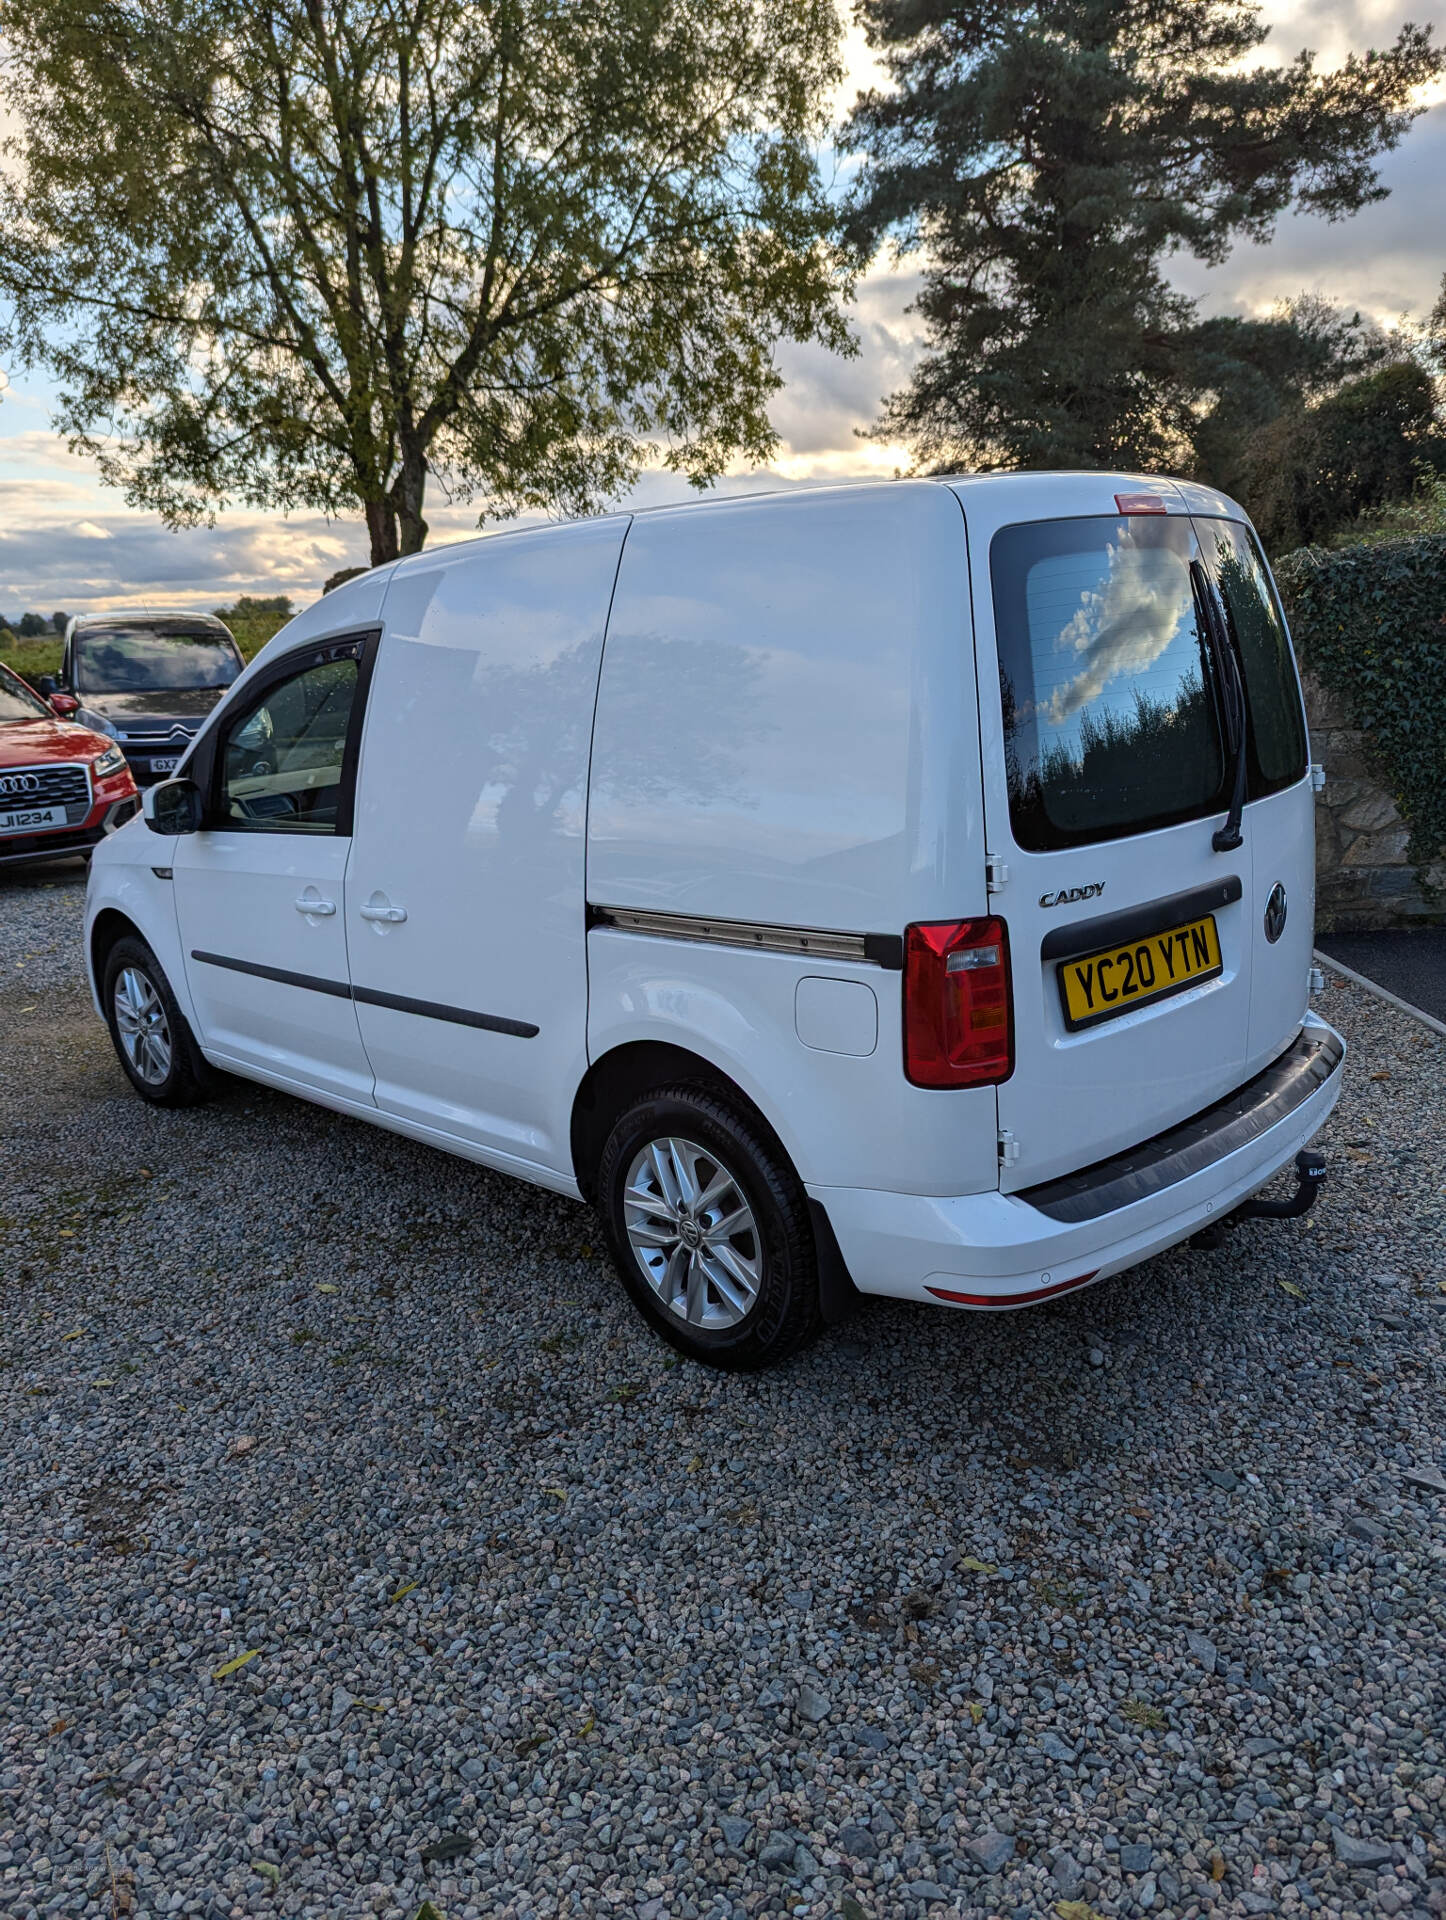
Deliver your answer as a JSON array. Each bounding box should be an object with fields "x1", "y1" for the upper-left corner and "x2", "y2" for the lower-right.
[{"x1": 0, "y1": 659, "x2": 140, "y2": 869}]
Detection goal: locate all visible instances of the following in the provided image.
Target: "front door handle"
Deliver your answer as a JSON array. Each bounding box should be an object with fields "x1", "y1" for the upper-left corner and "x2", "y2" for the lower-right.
[
  {"x1": 294, "y1": 891, "x2": 336, "y2": 917},
  {"x1": 359, "y1": 897, "x2": 407, "y2": 924}
]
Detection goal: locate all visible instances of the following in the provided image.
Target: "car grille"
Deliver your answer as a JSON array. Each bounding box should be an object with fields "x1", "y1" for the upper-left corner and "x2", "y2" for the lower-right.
[{"x1": 0, "y1": 762, "x2": 92, "y2": 823}]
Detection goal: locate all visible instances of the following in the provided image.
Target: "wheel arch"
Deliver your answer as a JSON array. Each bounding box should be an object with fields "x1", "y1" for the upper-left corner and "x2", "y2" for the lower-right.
[
  {"x1": 570, "y1": 1040, "x2": 767, "y2": 1205},
  {"x1": 90, "y1": 907, "x2": 142, "y2": 1000},
  {"x1": 569, "y1": 1039, "x2": 859, "y2": 1326}
]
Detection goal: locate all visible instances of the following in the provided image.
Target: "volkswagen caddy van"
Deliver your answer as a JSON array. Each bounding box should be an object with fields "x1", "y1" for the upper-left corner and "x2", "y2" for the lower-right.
[{"x1": 85, "y1": 475, "x2": 1344, "y2": 1367}]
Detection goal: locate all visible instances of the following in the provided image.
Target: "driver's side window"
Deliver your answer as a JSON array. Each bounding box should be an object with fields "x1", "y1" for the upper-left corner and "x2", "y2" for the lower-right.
[{"x1": 218, "y1": 657, "x2": 358, "y2": 833}]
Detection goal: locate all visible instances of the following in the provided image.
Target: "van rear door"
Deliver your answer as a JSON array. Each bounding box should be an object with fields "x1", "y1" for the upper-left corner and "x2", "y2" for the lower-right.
[{"x1": 964, "y1": 481, "x2": 1305, "y2": 1192}]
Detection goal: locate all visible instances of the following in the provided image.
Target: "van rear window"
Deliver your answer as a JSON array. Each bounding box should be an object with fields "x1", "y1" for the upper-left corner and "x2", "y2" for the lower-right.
[
  {"x1": 991, "y1": 515, "x2": 1227, "y2": 851},
  {"x1": 1193, "y1": 518, "x2": 1308, "y2": 793}
]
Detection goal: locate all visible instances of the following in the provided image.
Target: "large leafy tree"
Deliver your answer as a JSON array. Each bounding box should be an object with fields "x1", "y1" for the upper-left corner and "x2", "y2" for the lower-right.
[
  {"x1": 0, "y1": 0, "x2": 852, "y2": 564},
  {"x1": 844, "y1": 0, "x2": 1441, "y2": 473}
]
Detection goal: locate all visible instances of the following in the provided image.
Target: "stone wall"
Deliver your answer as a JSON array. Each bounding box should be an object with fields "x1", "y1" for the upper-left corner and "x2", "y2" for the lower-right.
[{"x1": 1304, "y1": 668, "x2": 1446, "y2": 931}]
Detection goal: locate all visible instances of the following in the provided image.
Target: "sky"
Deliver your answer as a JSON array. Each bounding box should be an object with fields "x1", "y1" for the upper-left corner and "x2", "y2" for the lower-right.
[{"x1": 0, "y1": 0, "x2": 1442, "y2": 620}]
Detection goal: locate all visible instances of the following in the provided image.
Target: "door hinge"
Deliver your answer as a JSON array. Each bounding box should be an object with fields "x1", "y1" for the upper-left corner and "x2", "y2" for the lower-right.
[
  {"x1": 998, "y1": 1129, "x2": 1021, "y2": 1168},
  {"x1": 1310, "y1": 762, "x2": 1326, "y2": 793},
  {"x1": 986, "y1": 853, "x2": 1010, "y2": 894},
  {"x1": 1308, "y1": 965, "x2": 1325, "y2": 997}
]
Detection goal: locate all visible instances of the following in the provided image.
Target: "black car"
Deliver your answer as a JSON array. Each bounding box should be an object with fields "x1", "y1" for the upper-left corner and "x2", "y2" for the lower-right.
[{"x1": 46, "y1": 612, "x2": 245, "y2": 785}]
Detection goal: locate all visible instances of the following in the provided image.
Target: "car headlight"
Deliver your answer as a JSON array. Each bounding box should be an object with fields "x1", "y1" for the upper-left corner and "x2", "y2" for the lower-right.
[
  {"x1": 93, "y1": 743, "x2": 128, "y2": 778},
  {"x1": 78, "y1": 707, "x2": 119, "y2": 738}
]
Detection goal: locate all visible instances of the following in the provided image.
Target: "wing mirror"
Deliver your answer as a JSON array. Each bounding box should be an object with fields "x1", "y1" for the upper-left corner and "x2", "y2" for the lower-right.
[
  {"x1": 49, "y1": 691, "x2": 80, "y2": 718},
  {"x1": 143, "y1": 777, "x2": 203, "y2": 836}
]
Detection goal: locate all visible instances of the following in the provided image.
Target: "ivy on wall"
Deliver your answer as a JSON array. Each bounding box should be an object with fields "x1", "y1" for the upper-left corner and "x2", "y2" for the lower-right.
[{"x1": 1274, "y1": 533, "x2": 1446, "y2": 867}]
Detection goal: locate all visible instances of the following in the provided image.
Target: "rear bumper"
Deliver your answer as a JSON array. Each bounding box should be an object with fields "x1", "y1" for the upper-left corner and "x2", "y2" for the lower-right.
[{"x1": 811, "y1": 1014, "x2": 1346, "y2": 1309}]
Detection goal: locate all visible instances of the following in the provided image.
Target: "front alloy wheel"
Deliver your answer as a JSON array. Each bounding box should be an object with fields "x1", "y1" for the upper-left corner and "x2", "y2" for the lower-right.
[
  {"x1": 102, "y1": 934, "x2": 212, "y2": 1107},
  {"x1": 113, "y1": 964, "x2": 173, "y2": 1086}
]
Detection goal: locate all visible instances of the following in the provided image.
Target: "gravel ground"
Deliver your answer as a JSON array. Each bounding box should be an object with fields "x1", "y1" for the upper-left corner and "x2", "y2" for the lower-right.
[{"x1": 2, "y1": 862, "x2": 1444, "y2": 1920}]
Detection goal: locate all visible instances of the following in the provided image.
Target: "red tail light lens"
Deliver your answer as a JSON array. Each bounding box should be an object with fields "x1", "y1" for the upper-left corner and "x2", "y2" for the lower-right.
[{"x1": 903, "y1": 917, "x2": 1013, "y2": 1088}]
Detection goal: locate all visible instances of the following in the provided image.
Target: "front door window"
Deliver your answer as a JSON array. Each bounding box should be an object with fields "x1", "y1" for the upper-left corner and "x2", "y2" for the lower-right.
[{"x1": 219, "y1": 658, "x2": 357, "y2": 832}]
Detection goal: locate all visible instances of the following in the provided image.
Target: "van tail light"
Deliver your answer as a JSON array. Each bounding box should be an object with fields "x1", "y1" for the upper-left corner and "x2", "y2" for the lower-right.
[{"x1": 903, "y1": 917, "x2": 1013, "y2": 1088}]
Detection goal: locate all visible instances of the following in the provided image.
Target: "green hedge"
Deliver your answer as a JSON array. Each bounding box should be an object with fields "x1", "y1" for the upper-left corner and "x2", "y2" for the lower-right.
[{"x1": 1274, "y1": 533, "x2": 1446, "y2": 867}]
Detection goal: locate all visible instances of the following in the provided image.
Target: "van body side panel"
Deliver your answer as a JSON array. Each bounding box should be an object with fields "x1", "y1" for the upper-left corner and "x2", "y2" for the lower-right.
[
  {"x1": 586, "y1": 482, "x2": 997, "y2": 1199},
  {"x1": 587, "y1": 482, "x2": 986, "y2": 932},
  {"x1": 584, "y1": 929, "x2": 1000, "y2": 1196},
  {"x1": 344, "y1": 516, "x2": 629, "y2": 1173}
]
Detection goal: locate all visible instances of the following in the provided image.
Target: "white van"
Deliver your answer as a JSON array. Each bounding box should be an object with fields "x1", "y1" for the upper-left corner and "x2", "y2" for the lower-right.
[{"x1": 85, "y1": 475, "x2": 1344, "y2": 1367}]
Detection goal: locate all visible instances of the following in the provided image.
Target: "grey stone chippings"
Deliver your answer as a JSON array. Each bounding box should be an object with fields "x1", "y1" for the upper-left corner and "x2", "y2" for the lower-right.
[{"x1": 2, "y1": 877, "x2": 1444, "y2": 1920}]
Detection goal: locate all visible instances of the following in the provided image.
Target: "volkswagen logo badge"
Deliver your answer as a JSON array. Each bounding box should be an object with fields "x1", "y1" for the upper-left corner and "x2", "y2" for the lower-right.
[
  {"x1": 1264, "y1": 882, "x2": 1288, "y2": 944},
  {"x1": 0, "y1": 771, "x2": 42, "y2": 796}
]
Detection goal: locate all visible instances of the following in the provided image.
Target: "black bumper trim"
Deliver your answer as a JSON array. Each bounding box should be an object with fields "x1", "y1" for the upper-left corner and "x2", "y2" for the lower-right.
[
  {"x1": 1017, "y1": 1027, "x2": 1344, "y2": 1224},
  {"x1": 0, "y1": 824, "x2": 105, "y2": 866}
]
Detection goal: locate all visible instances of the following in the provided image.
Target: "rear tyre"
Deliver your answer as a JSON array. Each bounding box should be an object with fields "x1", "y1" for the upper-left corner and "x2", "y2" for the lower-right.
[
  {"x1": 103, "y1": 935, "x2": 212, "y2": 1107},
  {"x1": 597, "y1": 1083, "x2": 823, "y2": 1370}
]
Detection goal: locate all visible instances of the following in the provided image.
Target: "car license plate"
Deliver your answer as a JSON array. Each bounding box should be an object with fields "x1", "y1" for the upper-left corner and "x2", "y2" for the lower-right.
[
  {"x1": 1058, "y1": 913, "x2": 1222, "y2": 1031},
  {"x1": 150, "y1": 756, "x2": 180, "y2": 774},
  {"x1": 0, "y1": 804, "x2": 66, "y2": 835}
]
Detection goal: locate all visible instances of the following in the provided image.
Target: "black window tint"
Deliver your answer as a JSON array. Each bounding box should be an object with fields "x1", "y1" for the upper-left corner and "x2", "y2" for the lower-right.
[
  {"x1": 1196, "y1": 519, "x2": 1308, "y2": 792},
  {"x1": 991, "y1": 515, "x2": 1227, "y2": 851},
  {"x1": 219, "y1": 658, "x2": 357, "y2": 833}
]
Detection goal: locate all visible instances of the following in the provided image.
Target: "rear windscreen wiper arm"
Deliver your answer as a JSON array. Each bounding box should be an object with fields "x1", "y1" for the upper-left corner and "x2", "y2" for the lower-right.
[{"x1": 1191, "y1": 560, "x2": 1247, "y2": 853}]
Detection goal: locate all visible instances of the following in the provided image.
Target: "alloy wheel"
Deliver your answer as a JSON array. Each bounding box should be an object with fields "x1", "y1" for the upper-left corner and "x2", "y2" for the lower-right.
[
  {"x1": 114, "y1": 966, "x2": 172, "y2": 1086},
  {"x1": 622, "y1": 1135, "x2": 762, "y2": 1329}
]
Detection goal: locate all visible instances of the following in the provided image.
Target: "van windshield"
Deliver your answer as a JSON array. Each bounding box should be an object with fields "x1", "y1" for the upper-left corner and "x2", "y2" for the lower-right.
[
  {"x1": 991, "y1": 514, "x2": 1227, "y2": 850},
  {"x1": 74, "y1": 625, "x2": 241, "y2": 694}
]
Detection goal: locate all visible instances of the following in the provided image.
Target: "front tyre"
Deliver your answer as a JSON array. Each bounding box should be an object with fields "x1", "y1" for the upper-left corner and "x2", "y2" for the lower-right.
[
  {"x1": 103, "y1": 934, "x2": 212, "y2": 1107},
  {"x1": 597, "y1": 1084, "x2": 822, "y2": 1370}
]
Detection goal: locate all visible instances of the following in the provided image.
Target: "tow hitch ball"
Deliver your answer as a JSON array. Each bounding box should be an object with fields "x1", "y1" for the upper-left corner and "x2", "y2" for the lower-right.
[
  {"x1": 1236, "y1": 1149, "x2": 1328, "y2": 1221},
  {"x1": 1192, "y1": 1150, "x2": 1327, "y2": 1247}
]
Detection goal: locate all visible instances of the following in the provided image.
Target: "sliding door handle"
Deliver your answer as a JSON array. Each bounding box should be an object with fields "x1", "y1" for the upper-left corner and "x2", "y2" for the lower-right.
[
  {"x1": 294, "y1": 891, "x2": 337, "y2": 917},
  {"x1": 359, "y1": 899, "x2": 407, "y2": 924}
]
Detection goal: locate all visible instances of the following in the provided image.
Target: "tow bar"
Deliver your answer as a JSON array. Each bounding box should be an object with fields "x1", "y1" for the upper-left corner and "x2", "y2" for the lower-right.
[
  {"x1": 1235, "y1": 1149, "x2": 1328, "y2": 1221},
  {"x1": 1191, "y1": 1150, "x2": 1327, "y2": 1248}
]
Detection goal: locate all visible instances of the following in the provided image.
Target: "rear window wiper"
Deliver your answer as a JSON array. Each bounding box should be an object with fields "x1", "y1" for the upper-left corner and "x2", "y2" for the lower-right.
[{"x1": 1191, "y1": 559, "x2": 1247, "y2": 853}]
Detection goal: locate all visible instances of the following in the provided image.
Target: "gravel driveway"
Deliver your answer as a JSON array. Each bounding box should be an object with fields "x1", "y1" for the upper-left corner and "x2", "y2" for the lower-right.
[{"x1": 2, "y1": 863, "x2": 1443, "y2": 1920}]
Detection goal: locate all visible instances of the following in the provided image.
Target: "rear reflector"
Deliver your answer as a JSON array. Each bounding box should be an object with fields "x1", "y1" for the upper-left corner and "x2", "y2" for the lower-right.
[
  {"x1": 1114, "y1": 492, "x2": 1168, "y2": 514},
  {"x1": 927, "y1": 1272, "x2": 1099, "y2": 1307},
  {"x1": 903, "y1": 916, "x2": 1013, "y2": 1088}
]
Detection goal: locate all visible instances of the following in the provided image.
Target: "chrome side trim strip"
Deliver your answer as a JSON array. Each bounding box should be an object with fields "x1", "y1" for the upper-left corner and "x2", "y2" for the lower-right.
[{"x1": 588, "y1": 904, "x2": 904, "y2": 971}]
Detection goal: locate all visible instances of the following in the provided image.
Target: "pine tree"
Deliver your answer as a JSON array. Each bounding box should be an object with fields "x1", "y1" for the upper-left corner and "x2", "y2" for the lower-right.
[{"x1": 845, "y1": 1, "x2": 1441, "y2": 472}]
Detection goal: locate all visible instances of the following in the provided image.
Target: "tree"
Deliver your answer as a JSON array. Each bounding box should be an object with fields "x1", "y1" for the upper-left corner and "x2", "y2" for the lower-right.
[
  {"x1": 50, "y1": 610, "x2": 69, "y2": 632},
  {"x1": 1181, "y1": 295, "x2": 1388, "y2": 499},
  {"x1": 18, "y1": 611, "x2": 50, "y2": 636},
  {"x1": 843, "y1": 0, "x2": 1441, "y2": 473},
  {"x1": 1241, "y1": 361, "x2": 1446, "y2": 552},
  {"x1": 0, "y1": 0, "x2": 852, "y2": 566}
]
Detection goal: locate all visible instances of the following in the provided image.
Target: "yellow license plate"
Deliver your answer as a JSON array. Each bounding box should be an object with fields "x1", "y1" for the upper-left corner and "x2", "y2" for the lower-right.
[{"x1": 1058, "y1": 913, "x2": 1222, "y2": 1031}]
